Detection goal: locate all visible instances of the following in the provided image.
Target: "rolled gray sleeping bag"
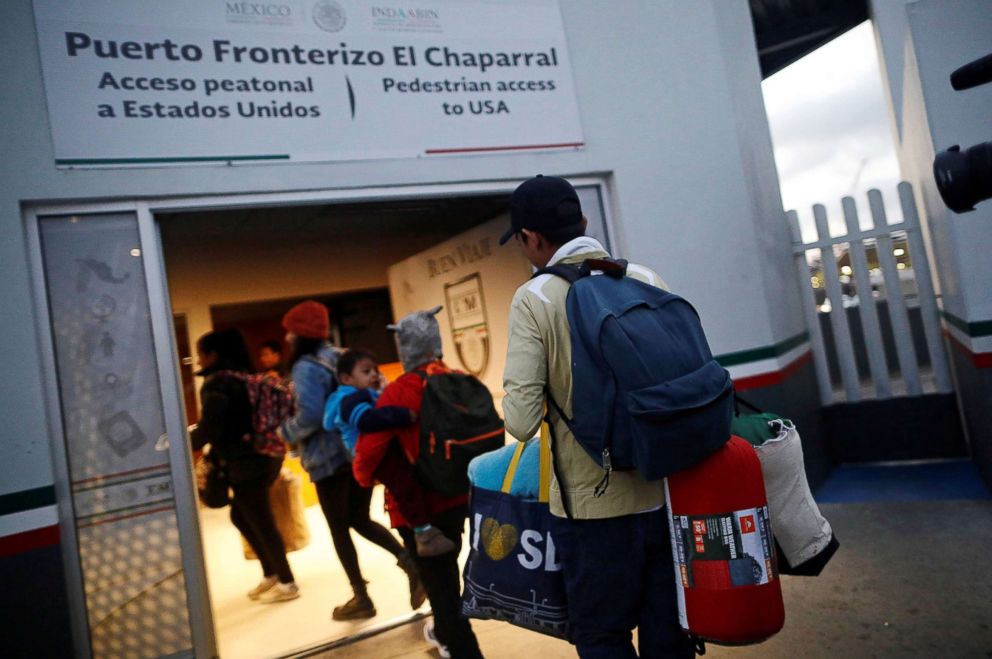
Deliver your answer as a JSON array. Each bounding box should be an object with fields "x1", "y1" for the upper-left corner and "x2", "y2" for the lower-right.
[{"x1": 755, "y1": 419, "x2": 838, "y2": 576}]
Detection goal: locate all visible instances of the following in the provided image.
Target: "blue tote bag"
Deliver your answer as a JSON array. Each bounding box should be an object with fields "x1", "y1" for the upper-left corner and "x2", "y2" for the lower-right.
[{"x1": 461, "y1": 431, "x2": 570, "y2": 639}]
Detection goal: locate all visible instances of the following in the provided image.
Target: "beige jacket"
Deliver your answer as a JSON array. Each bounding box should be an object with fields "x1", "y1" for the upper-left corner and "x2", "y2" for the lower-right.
[{"x1": 502, "y1": 237, "x2": 667, "y2": 519}]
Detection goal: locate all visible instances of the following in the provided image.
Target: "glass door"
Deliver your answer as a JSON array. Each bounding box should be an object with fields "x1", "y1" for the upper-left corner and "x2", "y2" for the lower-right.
[{"x1": 35, "y1": 210, "x2": 214, "y2": 658}]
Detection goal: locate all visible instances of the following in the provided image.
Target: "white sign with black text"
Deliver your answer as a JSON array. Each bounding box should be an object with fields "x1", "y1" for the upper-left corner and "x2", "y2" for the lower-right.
[{"x1": 32, "y1": 0, "x2": 584, "y2": 167}]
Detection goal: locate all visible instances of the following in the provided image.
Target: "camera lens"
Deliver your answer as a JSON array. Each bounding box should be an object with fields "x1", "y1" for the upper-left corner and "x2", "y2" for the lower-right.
[{"x1": 933, "y1": 141, "x2": 992, "y2": 213}]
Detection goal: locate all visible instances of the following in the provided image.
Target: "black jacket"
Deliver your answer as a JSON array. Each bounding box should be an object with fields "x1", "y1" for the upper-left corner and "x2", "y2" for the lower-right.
[{"x1": 190, "y1": 369, "x2": 279, "y2": 484}]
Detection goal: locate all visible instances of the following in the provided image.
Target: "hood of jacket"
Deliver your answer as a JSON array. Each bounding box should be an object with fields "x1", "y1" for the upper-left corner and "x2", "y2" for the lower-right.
[{"x1": 323, "y1": 384, "x2": 357, "y2": 431}]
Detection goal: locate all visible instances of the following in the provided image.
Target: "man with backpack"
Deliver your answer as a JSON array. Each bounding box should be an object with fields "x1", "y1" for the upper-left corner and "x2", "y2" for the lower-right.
[
  {"x1": 501, "y1": 175, "x2": 703, "y2": 658},
  {"x1": 352, "y1": 307, "x2": 491, "y2": 659}
]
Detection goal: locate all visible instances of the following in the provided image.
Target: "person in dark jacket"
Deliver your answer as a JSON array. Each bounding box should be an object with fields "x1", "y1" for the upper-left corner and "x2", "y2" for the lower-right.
[
  {"x1": 190, "y1": 328, "x2": 299, "y2": 603},
  {"x1": 277, "y1": 301, "x2": 425, "y2": 621}
]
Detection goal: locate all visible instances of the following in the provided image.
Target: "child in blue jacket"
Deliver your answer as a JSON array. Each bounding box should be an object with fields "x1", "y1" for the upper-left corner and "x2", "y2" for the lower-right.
[{"x1": 324, "y1": 349, "x2": 455, "y2": 556}]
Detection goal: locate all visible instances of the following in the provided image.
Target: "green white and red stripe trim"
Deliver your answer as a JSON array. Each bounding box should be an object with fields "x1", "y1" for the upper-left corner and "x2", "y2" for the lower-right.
[
  {"x1": 942, "y1": 311, "x2": 992, "y2": 369},
  {"x1": 717, "y1": 332, "x2": 812, "y2": 391},
  {"x1": 0, "y1": 486, "x2": 59, "y2": 557}
]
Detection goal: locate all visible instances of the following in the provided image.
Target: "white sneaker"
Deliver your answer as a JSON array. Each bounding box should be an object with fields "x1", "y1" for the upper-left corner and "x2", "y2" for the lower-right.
[
  {"x1": 259, "y1": 581, "x2": 300, "y2": 603},
  {"x1": 247, "y1": 576, "x2": 278, "y2": 600},
  {"x1": 423, "y1": 620, "x2": 451, "y2": 659}
]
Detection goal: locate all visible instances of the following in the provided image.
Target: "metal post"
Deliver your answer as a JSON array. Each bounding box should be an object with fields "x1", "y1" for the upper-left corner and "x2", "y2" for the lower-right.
[
  {"x1": 868, "y1": 190, "x2": 922, "y2": 396},
  {"x1": 25, "y1": 211, "x2": 94, "y2": 659},
  {"x1": 898, "y1": 182, "x2": 953, "y2": 393},
  {"x1": 136, "y1": 203, "x2": 218, "y2": 659},
  {"x1": 813, "y1": 204, "x2": 861, "y2": 402},
  {"x1": 842, "y1": 197, "x2": 892, "y2": 398},
  {"x1": 788, "y1": 210, "x2": 833, "y2": 406}
]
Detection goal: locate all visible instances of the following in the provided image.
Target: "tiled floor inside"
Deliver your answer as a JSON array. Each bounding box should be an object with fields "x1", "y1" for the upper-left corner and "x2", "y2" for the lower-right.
[{"x1": 200, "y1": 484, "x2": 453, "y2": 659}]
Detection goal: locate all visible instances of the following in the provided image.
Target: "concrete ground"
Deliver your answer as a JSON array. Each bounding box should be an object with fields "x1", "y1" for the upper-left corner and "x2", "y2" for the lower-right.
[{"x1": 306, "y1": 462, "x2": 992, "y2": 659}]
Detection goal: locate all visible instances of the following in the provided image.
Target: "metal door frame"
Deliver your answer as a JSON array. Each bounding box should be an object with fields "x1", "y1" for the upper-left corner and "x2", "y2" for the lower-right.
[{"x1": 24, "y1": 174, "x2": 616, "y2": 658}]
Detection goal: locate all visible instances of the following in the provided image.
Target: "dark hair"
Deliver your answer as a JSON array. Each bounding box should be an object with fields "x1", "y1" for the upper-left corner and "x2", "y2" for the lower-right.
[
  {"x1": 197, "y1": 328, "x2": 251, "y2": 374},
  {"x1": 539, "y1": 218, "x2": 586, "y2": 247},
  {"x1": 288, "y1": 335, "x2": 325, "y2": 366},
  {"x1": 337, "y1": 348, "x2": 378, "y2": 378},
  {"x1": 260, "y1": 339, "x2": 282, "y2": 354}
]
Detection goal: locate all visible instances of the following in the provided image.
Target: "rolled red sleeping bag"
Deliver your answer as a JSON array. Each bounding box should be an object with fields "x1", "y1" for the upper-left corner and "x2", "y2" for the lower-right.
[{"x1": 665, "y1": 435, "x2": 785, "y2": 645}]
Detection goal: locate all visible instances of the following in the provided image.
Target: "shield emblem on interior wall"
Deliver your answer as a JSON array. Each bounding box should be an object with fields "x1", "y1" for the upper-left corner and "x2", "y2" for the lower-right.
[{"x1": 445, "y1": 273, "x2": 490, "y2": 378}]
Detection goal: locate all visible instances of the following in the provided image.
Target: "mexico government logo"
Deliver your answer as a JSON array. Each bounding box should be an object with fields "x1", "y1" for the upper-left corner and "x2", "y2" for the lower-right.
[{"x1": 313, "y1": 0, "x2": 347, "y2": 32}]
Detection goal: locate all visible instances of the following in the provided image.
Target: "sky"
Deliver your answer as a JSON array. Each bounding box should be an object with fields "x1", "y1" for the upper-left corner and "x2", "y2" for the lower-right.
[{"x1": 762, "y1": 21, "x2": 901, "y2": 243}]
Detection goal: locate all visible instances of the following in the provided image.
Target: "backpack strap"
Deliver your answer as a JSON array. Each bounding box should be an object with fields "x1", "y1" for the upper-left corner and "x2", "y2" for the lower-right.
[
  {"x1": 534, "y1": 258, "x2": 629, "y2": 282},
  {"x1": 543, "y1": 391, "x2": 574, "y2": 521},
  {"x1": 410, "y1": 367, "x2": 432, "y2": 384},
  {"x1": 300, "y1": 354, "x2": 340, "y2": 400},
  {"x1": 533, "y1": 263, "x2": 583, "y2": 283},
  {"x1": 543, "y1": 389, "x2": 612, "y2": 517},
  {"x1": 733, "y1": 391, "x2": 764, "y2": 416},
  {"x1": 301, "y1": 353, "x2": 337, "y2": 374}
]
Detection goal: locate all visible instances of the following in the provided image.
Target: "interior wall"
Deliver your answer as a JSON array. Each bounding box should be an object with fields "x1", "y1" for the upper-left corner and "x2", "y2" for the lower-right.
[{"x1": 162, "y1": 213, "x2": 463, "y2": 363}]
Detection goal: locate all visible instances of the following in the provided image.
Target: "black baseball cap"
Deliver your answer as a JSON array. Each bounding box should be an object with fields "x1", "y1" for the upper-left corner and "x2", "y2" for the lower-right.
[{"x1": 499, "y1": 175, "x2": 583, "y2": 245}]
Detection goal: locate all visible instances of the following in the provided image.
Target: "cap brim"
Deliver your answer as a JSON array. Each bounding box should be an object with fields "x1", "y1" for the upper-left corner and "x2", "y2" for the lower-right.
[{"x1": 498, "y1": 226, "x2": 516, "y2": 246}]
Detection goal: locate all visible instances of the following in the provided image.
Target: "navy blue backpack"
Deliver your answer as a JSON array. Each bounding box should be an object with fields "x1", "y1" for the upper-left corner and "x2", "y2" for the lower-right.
[{"x1": 538, "y1": 258, "x2": 733, "y2": 488}]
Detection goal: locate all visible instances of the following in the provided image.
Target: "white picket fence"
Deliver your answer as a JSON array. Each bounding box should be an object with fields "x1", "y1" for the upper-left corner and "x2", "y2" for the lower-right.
[{"x1": 789, "y1": 182, "x2": 953, "y2": 405}]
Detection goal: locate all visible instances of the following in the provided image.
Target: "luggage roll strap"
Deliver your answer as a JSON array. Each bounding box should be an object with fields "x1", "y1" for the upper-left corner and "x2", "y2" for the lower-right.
[{"x1": 497, "y1": 432, "x2": 552, "y2": 501}]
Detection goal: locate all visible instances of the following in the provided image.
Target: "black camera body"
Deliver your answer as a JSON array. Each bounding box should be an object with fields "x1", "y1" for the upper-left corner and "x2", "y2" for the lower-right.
[{"x1": 933, "y1": 53, "x2": 992, "y2": 213}]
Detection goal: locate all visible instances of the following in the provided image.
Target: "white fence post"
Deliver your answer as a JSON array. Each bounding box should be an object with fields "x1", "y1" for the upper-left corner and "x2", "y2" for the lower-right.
[
  {"x1": 842, "y1": 197, "x2": 892, "y2": 398},
  {"x1": 868, "y1": 190, "x2": 922, "y2": 396},
  {"x1": 789, "y1": 210, "x2": 833, "y2": 406},
  {"x1": 898, "y1": 182, "x2": 953, "y2": 393},
  {"x1": 813, "y1": 204, "x2": 861, "y2": 402}
]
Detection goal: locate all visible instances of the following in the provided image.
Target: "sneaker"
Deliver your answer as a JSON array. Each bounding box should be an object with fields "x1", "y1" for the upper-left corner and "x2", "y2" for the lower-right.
[
  {"x1": 397, "y1": 552, "x2": 428, "y2": 609},
  {"x1": 247, "y1": 575, "x2": 278, "y2": 601},
  {"x1": 332, "y1": 593, "x2": 376, "y2": 620},
  {"x1": 416, "y1": 527, "x2": 456, "y2": 557},
  {"x1": 258, "y1": 582, "x2": 300, "y2": 603},
  {"x1": 423, "y1": 620, "x2": 451, "y2": 659}
]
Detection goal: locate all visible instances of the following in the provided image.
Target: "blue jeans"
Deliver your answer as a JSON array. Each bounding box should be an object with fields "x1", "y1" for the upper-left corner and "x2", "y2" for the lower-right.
[{"x1": 550, "y1": 507, "x2": 694, "y2": 659}]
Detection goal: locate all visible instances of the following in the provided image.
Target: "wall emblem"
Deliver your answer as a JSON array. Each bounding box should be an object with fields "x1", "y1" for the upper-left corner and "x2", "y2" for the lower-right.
[
  {"x1": 313, "y1": 0, "x2": 347, "y2": 32},
  {"x1": 445, "y1": 273, "x2": 489, "y2": 377}
]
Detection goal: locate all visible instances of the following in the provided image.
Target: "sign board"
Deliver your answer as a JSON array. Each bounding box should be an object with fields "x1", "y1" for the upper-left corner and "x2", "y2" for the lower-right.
[{"x1": 32, "y1": 0, "x2": 584, "y2": 167}]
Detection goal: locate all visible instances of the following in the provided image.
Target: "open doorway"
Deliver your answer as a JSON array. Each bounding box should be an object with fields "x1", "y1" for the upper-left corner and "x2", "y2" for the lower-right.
[{"x1": 158, "y1": 193, "x2": 510, "y2": 658}]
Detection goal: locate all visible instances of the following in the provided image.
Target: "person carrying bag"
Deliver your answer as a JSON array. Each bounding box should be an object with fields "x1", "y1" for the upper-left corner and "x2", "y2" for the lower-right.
[{"x1": 462, "y1": 427, "x2": 569, "y2": 640}]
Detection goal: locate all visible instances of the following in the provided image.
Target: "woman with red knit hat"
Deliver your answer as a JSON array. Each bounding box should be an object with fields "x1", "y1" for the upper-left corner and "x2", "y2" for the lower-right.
[{"x1": 277, "y1": 300, "x2": 425, "y2": 621}]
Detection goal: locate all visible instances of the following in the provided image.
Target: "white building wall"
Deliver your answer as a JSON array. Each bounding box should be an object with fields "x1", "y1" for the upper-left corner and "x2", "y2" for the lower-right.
[
  {"x1": 871, "y1": 0, "x2": 992, "y2": 489},
  {"x1": 0, "y1": 0, "x2": 800, "y2": 504},
  {"x1": 871, "y1": 0, "x2": 992, "y2": 321},
  {"x1": 872, "y1": 0, "x2": 911, "y2": 143}
]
